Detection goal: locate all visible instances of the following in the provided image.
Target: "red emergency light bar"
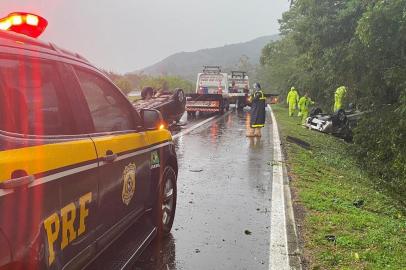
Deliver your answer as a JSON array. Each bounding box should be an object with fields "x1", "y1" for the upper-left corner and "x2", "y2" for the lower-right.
[{"x1": 0, "y1": 12, "x2": 48, "y2": 38}]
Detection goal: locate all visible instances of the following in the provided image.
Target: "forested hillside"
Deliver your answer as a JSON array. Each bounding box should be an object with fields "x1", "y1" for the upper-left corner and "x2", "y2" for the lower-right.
[
  {"x1": 259, "y1": 0, "x2": 405, "y2": 197},
  {"x1": 136, "y1": 35, "x2": 279, "y2": 81}
]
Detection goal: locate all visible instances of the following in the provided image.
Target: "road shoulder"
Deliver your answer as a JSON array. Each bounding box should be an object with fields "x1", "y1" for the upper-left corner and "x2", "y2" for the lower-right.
[
  {"x1": 268, "y1": 105, "x2": 302, "y2": 270},
  {"x1": 272, "y1": 104, "x2": 406, "y2": 269}
]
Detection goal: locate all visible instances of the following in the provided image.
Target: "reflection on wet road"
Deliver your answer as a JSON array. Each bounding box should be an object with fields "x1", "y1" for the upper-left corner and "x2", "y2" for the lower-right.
[{"x1": 134, "y1": 109, "x2": 274, "y2": 270}]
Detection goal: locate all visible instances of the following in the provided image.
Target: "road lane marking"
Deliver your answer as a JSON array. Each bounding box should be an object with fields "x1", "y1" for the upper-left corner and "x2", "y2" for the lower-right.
[
  {"x1": 268, "y1": 104, "x2": 290, "y2": 270},
  {"x1": 172, "y1": 112, "x2": 229, "y2": 140}
]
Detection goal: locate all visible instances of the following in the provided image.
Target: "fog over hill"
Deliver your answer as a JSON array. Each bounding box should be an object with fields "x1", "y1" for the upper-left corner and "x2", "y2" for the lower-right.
[{"x1": 134, "y1": 35, "x2": 279, "y2": 81}]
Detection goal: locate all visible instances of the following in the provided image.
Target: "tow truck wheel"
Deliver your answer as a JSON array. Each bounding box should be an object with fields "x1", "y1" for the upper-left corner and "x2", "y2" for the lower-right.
[
  {"x1": 187, "y1": 111, "x2": 196, "y2": 119},
  {"x1": 218, "y1": 99, "x2": 227, "y2": 115},
  {"x1": 155, "y1": 166, "x2": 177, "y2": 237},
  {"x1": 236, "y1": 98, "x2": 244, "y2": 110},
  {"x1": 218, "y1": 106, "x2": 225, "y2": 115},
  {"x1": 225, "y1": 100, "x2": 230, "y2": 111}
]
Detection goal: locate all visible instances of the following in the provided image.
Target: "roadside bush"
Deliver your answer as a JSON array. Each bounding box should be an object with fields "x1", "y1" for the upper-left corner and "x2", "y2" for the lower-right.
[
  {"x1": 353, "y1": 106, "x2": 406, "y2": 196},
  {"x1": 259, "y1": 0, "x2": 406, "y2": 201}
]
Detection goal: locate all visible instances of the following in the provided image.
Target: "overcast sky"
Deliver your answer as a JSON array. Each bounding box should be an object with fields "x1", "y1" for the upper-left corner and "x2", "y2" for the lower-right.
[{"x1": 1, "y1": 1, "x2": 290, "y2": 73}]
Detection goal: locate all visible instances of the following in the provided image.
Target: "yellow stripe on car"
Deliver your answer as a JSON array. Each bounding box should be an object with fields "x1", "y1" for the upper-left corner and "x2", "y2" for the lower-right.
[
  {"x1": 0, "y1": 131, "x2": 172, "y2": 183},
  {"x1": 92, "y1": 133, "x2": 149, "y2": 159},
  {"x1": 145, "y1": 129, "x2": 172, "y2": 145},
  {"x1": 0, "y1": 139, "x2": 97, "y2": 183}
]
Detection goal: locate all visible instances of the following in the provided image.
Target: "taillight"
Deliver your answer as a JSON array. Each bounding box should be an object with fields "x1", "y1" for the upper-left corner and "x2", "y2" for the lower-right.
[{"x1": 0, "y1": 12, "x2": 48, "y2": 38}]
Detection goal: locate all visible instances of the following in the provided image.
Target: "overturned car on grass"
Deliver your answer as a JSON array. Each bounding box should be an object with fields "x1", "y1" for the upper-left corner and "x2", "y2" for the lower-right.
[{"x1": 305, "y1": 107, "x2": 365, "y2": 142}]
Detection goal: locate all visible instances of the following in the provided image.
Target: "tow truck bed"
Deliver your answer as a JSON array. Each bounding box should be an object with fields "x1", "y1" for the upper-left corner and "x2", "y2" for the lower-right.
[{"x1": 186, "y1": 94, "x2": 224, "y2": 113}]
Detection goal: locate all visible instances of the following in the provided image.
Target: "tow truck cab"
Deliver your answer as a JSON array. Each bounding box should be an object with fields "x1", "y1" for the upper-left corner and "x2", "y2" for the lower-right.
[
  {"x1": 228, "y1": 71, "x2": 250, "y2": 110},
  {"x1": 0, "y1": 12, "x2": 178, "y2": 270},
  {"x1": 196, "y1": 66, "x2": 229, "y2": 96},
  {"x1": 186, "y1": 66, "x2": 230, "y2": 115}
]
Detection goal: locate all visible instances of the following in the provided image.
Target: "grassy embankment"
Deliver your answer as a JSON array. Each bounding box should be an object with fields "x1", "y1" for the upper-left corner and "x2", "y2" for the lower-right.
[
  {"x1": 272, "y1": 104, "x2": 406, "y2": 270},
  {"x1": 127, "y1": 96, "x2": 141, "y2": 103}
]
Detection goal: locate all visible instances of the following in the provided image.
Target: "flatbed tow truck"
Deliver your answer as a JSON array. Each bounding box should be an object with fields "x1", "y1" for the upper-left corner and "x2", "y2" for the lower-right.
[
  {"x1": 186, "y1": 66, "x2": 230, "y2": 116},
  {"x1": 228, "y1": 71, "x2": 250, "y2": 110}
]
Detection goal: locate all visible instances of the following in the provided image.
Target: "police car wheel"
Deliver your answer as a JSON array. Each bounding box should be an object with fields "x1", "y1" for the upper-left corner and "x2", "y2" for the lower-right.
[{"x1": 156, "y1": 166, "x2": 177, "y2": 237}]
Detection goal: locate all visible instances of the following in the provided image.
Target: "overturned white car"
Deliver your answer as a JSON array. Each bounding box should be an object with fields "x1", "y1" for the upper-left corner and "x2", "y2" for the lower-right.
[{"x1": 305, "y1": 108, "x2": 365, "y2": 142}]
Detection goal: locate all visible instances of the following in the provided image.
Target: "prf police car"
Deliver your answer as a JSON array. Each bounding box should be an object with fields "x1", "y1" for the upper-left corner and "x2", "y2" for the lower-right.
[{"x1": 0, "y1": 13, "x2": 178, "y2": 270}]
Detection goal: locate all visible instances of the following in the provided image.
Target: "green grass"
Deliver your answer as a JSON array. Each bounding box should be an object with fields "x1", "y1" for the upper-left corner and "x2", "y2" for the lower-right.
[
  {"x1": 272, "y1": 104, "x2": 406, "y2": 270},
  {"x1": 127, "y1": 96, "x2": 141, "y2": 102}
]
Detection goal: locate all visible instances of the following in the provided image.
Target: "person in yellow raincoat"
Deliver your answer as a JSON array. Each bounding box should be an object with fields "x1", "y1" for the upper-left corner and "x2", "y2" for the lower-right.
[
  {"x1": 298, "y1": 93, "x2": 315, "y2": 125},
  {"x1": 334, "y1": 86, "x2": 347, "y2": 112},
  {"x1": 286, "y1": 87, "x2": 300, "y2": 116}
]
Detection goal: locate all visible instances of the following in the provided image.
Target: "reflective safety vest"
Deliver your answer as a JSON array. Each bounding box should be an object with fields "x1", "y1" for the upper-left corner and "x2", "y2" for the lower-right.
[{"x1": 249, "y1": 90, "x2": 266, "y2": 102}]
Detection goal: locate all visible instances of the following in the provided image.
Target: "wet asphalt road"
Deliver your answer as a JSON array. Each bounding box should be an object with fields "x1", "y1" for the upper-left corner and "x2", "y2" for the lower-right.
[{"x1": 134, "y1": 108, "x2": 275, "y2": 270}]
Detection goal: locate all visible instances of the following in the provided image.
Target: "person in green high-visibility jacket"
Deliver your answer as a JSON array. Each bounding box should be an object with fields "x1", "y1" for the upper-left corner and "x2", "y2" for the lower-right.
[
  {"x1": 298, "y1": 93, "x2": 315, "y2": 125},
  {"x1": 287, "y1": 87, "x2": 300, "y2": 116},
  {"x1": 334, "y1": 86, "x2": 347, "y2": 112}
]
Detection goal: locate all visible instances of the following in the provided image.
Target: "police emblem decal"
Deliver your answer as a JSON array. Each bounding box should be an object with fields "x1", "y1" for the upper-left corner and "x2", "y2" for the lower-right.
[
  {"x1": 151, "y1": 151, "x2": 160, "y2": 169},
  {"x1": 122, "y1": 163, "x2": 136, "y2": 205}
]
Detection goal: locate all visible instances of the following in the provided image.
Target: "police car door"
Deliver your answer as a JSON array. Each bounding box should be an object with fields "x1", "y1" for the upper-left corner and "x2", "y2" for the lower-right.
[
  {"x1": 0, "y1": 56, "x2": 99, "y2": 269},
  {"x1": 74, "y1": 68, "x2": 151, "y2": 241}
]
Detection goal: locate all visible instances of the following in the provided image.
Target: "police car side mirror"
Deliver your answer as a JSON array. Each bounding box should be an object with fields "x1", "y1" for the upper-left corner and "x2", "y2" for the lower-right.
[{"x1": 141, "y1": 109, "x2": 164, "y2": 130}]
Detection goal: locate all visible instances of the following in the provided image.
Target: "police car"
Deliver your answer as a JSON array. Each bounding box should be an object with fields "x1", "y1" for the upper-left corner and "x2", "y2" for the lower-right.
[{"x1": 0, "y1": 12, "x2": 178, "y2": 269}]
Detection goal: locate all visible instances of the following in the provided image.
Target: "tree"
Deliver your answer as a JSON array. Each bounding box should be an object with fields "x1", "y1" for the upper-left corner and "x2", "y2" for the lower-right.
[
  {"x1": 258, "y1": 0, "x2": 406, "y2": 195},
  {"x1": 114, "y1": 77, "x2": 133, "y2": 95}
]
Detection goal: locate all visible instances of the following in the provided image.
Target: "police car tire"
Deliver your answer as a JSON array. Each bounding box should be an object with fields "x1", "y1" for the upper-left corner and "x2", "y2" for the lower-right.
[{"x1": 155, "y1": 166, "x2": 177, "y2": 237}]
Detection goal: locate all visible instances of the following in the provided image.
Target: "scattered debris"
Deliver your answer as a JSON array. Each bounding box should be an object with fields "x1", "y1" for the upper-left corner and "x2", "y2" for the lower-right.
[
  {"x1": 332, "y1": 198, "x2": 340, "y2": 204},
  {"x1": 195, "y1": 248, "x2": 201, "y2": 253},
  {"x1": 325, "y1": 235, "x2": 336, "y2": 244},
  {"x1": 244, "y1": 230, "x2": 252, "y2": 235},
  {"x1": 286, "y1": 136, "x2": 311, "y2": 150},
  {"x1": 353, "y1": 199, "x2": 364, "y2": 208}
]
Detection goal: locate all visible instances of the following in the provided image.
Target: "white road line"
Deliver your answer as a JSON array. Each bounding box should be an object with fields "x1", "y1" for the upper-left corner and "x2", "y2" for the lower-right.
[
  {"x1": 268, "y1": 104, "x2": 290, "y2": 270},
  {"x1": 172, "y1": 115, "x2": 218, "y2": 140}
]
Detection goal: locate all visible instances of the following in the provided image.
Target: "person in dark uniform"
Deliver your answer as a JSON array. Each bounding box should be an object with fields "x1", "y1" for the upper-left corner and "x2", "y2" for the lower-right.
[{"x1": 247, "y1": 82, "x2": 266, "y2": 137}]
